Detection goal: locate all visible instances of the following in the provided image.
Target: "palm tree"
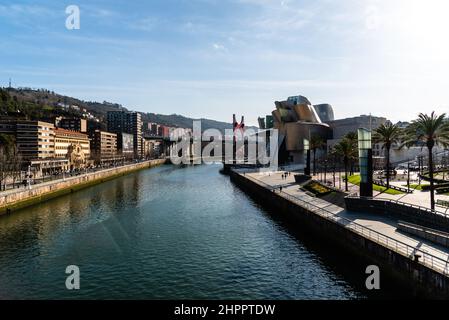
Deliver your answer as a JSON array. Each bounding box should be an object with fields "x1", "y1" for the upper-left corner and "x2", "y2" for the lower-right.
[
  {"x1": 328, "y1": 147, "x2": 338, "y2": 187},
  {"x1": 344, "y1": 132, "x2": 358, "y2": 175},
  {"x1": 310, "y1": 135, "x2": 325, "y2": 175},
  {"x1": 334, "y1": 138, "x2": 357, "y2": 191},
  {"x1": 402, "y1": 112, "x2": 449, "y2": 210},
  {"x1": 373, "y1": 122, "x2": 403, "y2": 189}
]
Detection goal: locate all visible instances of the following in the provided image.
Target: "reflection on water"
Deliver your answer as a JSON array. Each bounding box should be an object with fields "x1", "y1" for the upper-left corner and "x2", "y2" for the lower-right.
[{"x1": 0, "y1": 164, "x2": 379, "y2": 299}]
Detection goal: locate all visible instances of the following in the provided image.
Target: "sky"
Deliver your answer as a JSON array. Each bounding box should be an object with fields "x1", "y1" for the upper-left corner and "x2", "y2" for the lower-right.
[{"x1": 1, "y1": 0, "x2": 449, "y2": 126}]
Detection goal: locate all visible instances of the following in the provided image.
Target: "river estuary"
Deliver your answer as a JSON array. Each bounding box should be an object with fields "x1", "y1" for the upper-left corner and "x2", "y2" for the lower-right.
[{"x1": 0, "y1": 164, "x2": 411, "y2": 299}]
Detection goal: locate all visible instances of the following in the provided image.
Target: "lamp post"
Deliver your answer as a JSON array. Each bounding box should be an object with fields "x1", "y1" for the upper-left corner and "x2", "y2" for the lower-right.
[
  {"x1": 27, "y1": 165, "x2": 32, "y2": 190},
  {"x1": 304, "y1": 138, "x2": 310, "y2": 176},
  {"x1": 338, "y1": 162, "x2": 342, "y2": 190},
  {"x1": 324, "y1": 159, "x2": 327, "y2": 184},
  {"x1": 407, "y1": 161, "x2": 410, "y2": 193},
  {"x1": 332, "y1": 159, "x2": 336, "y2": 188}
]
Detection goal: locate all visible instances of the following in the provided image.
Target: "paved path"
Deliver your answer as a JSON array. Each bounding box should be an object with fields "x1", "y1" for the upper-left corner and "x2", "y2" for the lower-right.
[
  {"x1": 311, "y1": 172, "x2": 449, "y2": 213},
  {"x1": 242, "y1": 170, "x2": 449, "y2": 273}
]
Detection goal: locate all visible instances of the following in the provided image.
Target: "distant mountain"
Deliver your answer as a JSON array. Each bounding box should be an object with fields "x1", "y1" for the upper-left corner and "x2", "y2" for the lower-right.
[
  {"x1": 0, "y1": 87, "x2": 234, "y2": 132},
  {"x1": 143, "y1": 113, "x2": 233, "y2": 132}
]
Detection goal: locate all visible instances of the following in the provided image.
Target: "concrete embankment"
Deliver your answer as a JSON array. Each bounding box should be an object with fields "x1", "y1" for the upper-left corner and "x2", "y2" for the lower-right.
[
  {"x1": 229, "y1": 169, "x2": 449, "y2": 298},
  {"x1": 0, "y1": 159, "x2": 167, "y2": 215}
]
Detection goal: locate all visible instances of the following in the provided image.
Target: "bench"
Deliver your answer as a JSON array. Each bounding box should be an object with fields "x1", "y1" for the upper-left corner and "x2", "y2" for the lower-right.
[{"x1": 437, "y1": 200, "x2": 449, "y2": 208}]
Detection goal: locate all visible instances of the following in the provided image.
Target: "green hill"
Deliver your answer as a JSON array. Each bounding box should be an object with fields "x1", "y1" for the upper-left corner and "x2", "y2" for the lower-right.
[{"x1": 0, "y1": 87, "x2": 234, "y2": 132}]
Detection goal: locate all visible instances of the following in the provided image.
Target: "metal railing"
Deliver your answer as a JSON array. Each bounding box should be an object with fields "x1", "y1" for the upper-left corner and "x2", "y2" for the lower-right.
[
  {"x1": 373, "y1": 179, "x2": 414, "y2": 194},
  {"x1": 239, "y1": 171, "x2": 449, "y2": 275},
  {"x1": 0, "y1": 159, "x2": 165, "y2": 197},
  {"x1": 348, "y1": 195, "x2": 449, "y2": 219}
]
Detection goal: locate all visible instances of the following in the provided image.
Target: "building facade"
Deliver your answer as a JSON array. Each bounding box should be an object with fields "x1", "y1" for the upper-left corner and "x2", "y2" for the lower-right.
[
  {"x1": 313, "y1": 104, "x2": 335, "y2": 122},
  {"x1": 270, "y1": 95, "x2": 332, "y2": 165},
  {"x1": 141, "y1": 137, "x2": 156, "y2": 159},
  {"x1": 54, "y1": 128, "x2": 90, "y2": 169},
  {"x1": 107, "y1": 111, "x2": 142, "y2": 158},
  {"x1": 117, "y1": 132, "x2": 134, "y2": 159},
  {"x1": 157, "y1": 125, "x2": 170, "y2": 137},
  {"x1": 90, "y1": 130, "x2": 118, "y2": 163},
  {"x1": 0, "y1": 120, "x2": 70, "y2": 176},
  {"x1": 144, "y1": 122, "x2": 160, "y2": 136},
  {"x1": 0, "y1": 120, "x2": 56, "y2": 160},
  {"x1": 326, "y1": 115, "x2": 388, "y2": 140},
  {"x1": 58, "y1": 118, "x2": 87, "y2": 133}
]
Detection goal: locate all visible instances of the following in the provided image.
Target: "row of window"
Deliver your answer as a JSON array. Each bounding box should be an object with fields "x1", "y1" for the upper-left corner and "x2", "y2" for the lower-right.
[{"x1": 55, "y1": 139, "x2": 89, "y2": 144}]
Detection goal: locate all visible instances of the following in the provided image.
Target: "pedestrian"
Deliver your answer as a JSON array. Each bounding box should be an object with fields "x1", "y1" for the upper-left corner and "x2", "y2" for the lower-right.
[{"x1": 280, "y1": 186, "x2": 283, "y2": 192}]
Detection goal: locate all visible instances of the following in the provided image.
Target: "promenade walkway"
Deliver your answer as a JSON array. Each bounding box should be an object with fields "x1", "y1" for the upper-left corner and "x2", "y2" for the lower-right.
[
  {"x1": 311, "y1": 172, "x2": 449, "y2": 213},
  {"x1": 240, "y1": 169, "x2": 449, "y2": 275}
]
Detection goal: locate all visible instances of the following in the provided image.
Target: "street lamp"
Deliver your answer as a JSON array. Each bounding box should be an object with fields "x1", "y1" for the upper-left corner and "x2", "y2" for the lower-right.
[
  {"x1": 324, "y1": 159, "x2": 328, "y2": 183},
  {"x1": 27, "y1": 165, "x2": 32, "y2": 190},
  {"x1": 407, "y1": 161, "x2": 410, "y2": 193},
  {"x1": 304, "y1": 138, "x2": 311, "y2": 176}
]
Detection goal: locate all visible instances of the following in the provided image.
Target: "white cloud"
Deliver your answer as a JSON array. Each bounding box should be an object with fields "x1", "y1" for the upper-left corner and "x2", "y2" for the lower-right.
[
  {"x1": 0, "y1": 4, "x2": 52, "y2": 16},
  {"x1": 212, "y1": 43, "x2": 226, "y2": 51}
]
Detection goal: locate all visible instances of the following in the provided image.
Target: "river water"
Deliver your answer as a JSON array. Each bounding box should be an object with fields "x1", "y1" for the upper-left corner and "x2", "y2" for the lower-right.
[{"x1": 0, "y1": 164, "x2": 405, "y2": 299}]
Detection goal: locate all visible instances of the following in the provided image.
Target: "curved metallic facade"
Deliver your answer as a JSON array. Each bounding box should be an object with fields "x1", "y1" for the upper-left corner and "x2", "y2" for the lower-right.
[
  {"x1": 314, "y1": 104, "x2": 335, "y2": 122},
  {"x1": 287, "y1": 95, "x2": 312, "y2": 106},
  {"x1": 293, "y1": 104, "x2": 322, "y2": 123},
  {"x1": 271, "y1": 95, "x2": 332, "y2": 165}
]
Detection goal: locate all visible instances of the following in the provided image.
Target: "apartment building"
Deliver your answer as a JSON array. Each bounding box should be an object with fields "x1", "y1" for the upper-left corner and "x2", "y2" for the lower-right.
[
  {"x1": 0, "y1": 120, "x2": 55, "y2": 160},
  {"x1": 58, "y1": 118, "x2": 87, "y2": 133},
  {"x1": 54, "y1": 128, "x2": 90, "y2": 160},
  {"x1": 107, "y1": 111, "x2": 142, "y2": 158},
  {"x1": 90, "y1": 130, "x2": 118, "y2": 162}
]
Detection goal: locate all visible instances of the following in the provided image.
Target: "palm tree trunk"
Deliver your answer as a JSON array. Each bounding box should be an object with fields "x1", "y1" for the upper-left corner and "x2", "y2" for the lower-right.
[
  {"x1": 429, "y1": 147, "x2": 435, "y2": 211},
  {"x1": 386, "y1": 146, "x2": 390, "y2": 190},
  {"x1": 344, "y1": 157, "x2": 349, "y2": 192}
]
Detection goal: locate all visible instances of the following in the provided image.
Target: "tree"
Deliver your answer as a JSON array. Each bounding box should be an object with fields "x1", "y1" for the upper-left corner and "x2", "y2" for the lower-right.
[
  {"x1": 310, "y1": 135, "x2": 325, "y2": 175},
  {"x1": 344, "y1": 132, "x2": 358, "y2": 175},
  {"x1": 0, "y1": 133, "x2": 15, "y2": 151},
  {"x1": 334, "y1": 138, "x2": 357, "y2": 192},
  {"x1": 9, "y1": 144, "x2": 22, "y2": 188},
  {"x1": 373, "y1": 123, "x2": 403, "y2": 189},
  {"x1": 402, "y1": 112, "x2": 449, "y2": 210},
  {"x1": 328, "y1": 147, "x2": 338, "y2": 187},
  {"x1": 0, "y1": 145, "x2": 8, "y2": 191}
]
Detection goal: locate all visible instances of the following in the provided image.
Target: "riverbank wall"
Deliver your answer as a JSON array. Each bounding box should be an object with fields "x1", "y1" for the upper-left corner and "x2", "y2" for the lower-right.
[
  {"x1": 229, "y1": 169, "x2": 449, "y2": 298},
  {"x1": 0, "y1": 159, "x2": 167, "y2": 215}
]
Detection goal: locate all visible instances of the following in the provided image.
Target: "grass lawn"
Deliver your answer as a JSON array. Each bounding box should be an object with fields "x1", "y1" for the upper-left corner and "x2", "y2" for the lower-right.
[
  {"x1": 303, "y1": 181, "x2": 333, "y2": 196},
  {"x1": 347, "y1": 175, "x2": 404, "y2": 195}
]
